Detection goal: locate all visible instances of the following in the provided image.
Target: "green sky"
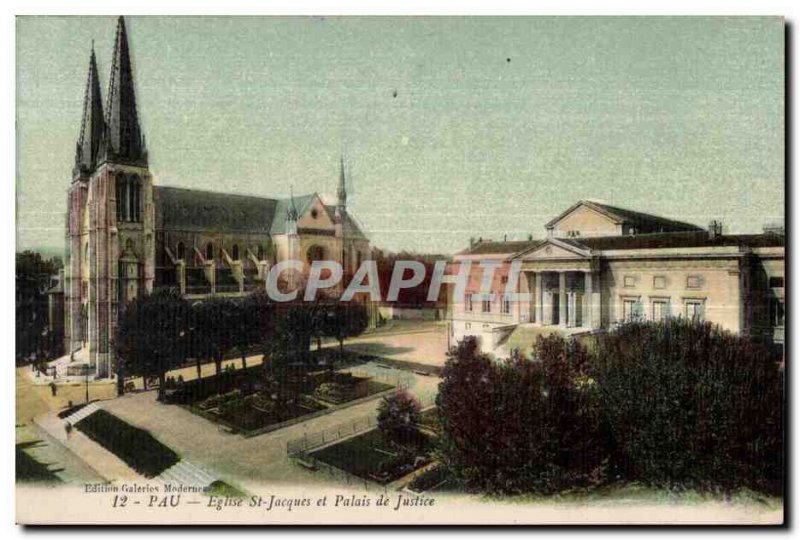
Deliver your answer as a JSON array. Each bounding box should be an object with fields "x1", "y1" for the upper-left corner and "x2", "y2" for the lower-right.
[{"x1": 16, "y1": 16, "x2": 784, "y2": 255}]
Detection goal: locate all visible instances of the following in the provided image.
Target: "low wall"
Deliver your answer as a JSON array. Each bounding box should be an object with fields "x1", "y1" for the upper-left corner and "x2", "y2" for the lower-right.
[{"x1": 378, "y1": 306, "x2": 443, "y2": 321}]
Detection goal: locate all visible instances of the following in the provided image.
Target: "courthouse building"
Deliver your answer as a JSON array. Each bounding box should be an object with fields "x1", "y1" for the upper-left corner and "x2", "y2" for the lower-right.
[
  {"x1": 57, "y1": 17, "x2": 369, "y2": 377},
  {"x1": 449, "y1": 200, "x2": 785, "y2": 356}
]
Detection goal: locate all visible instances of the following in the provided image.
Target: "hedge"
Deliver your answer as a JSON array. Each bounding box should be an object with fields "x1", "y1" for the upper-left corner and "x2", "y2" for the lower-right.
[{"x1": 75, "y1": 410, "x2": 179, "y2": 478}]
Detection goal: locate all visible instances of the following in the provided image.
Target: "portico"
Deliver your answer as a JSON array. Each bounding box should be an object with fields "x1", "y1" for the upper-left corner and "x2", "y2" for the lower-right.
[{"x1": 513, "y1": 239, "x2": 601, "y2": 330}]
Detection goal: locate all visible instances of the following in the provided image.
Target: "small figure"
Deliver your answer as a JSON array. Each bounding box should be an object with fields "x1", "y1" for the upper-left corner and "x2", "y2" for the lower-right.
[
  {"x1": 64, "y1": 421, "x2": 72, "y2": 439},
  {"x1": 49, "y1": 382, "x2": 57, "y2": 397}
]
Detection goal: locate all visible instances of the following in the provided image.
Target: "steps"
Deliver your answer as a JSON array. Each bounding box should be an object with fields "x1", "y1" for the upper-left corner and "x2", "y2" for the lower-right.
[
  {"x1": 63, "y1": 402, "x2": 102, "y2": 425},
  {"x1": 155, "y1": 460, "x2": 216, "y2": 488}
]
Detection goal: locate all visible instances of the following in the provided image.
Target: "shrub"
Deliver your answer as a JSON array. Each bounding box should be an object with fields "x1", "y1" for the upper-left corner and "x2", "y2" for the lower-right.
[
  {"x1": 377, "y1": 390, "x2": 422, "y2": 444},
  {"x1": 436, "y1": 335, "x2": 606, "y2": 495},
  {"x1": 592, "y1": 319, "x2": 783, "y2": 495}
]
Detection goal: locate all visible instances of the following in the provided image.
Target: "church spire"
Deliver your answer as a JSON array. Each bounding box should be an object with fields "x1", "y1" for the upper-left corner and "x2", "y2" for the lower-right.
[
  {"x1": 337, "y1": 155, "x2": 347, "y2": 209},
  {"x1": 74, "y1": 43, "x2": 104, "y2": 176},
  {"x1": 100, "y1": 16, "x2": 147, "y2": 167}
]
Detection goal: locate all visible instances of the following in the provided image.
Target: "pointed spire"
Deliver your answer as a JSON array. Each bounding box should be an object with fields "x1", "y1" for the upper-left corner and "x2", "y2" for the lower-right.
[
  {"x1": 337, "y1": 154, "x2": 347, "y2": 209},
  {"x1": 287, "y1": 186, "x2": 299, "y2": 222},
  {"x1": 100, "y1": 16, "x2": 147, "y2": 166},
  {"x1": 74, "y1": 43, "x2": 104, "y2": 175}
]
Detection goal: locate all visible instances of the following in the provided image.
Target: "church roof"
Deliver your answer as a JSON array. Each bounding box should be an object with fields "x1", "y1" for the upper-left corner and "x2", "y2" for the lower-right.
[
  {"x1": 154, "y1": 186, "x2": 279, "y2": 234},
  {"x1": 270, "y1": 193, "x2": 317, "y2": 234}
]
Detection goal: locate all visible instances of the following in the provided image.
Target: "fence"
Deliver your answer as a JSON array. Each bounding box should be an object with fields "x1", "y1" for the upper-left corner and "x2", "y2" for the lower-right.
[{"x1": 286, "y1": 392, "x2": 436, "y2": 458}]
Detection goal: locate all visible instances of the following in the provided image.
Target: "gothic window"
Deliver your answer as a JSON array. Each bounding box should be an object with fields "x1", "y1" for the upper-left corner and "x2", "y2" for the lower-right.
[
  {"x1": 116, "y1": 173, "x2": 127, "y2": 221},
  {"x1": 128, "y1": 175, "x2": 141, "y2": 222},
  {"x1": 232, "y1": 244, "x2": 240, "y2": 261},
  {"x1": 206, "y1": 242, "x2": 214, "y2": 261}
]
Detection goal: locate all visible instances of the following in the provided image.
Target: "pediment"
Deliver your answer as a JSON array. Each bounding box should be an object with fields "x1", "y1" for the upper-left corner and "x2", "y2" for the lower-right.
[{"x1": 513, "y1": 239, "x2": 590, "y2": 261}]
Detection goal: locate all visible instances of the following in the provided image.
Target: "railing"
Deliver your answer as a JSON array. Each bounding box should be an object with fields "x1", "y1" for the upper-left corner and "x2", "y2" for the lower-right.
[{"x1": 286, "y1": 392, "x2": 436, "y2": 458}]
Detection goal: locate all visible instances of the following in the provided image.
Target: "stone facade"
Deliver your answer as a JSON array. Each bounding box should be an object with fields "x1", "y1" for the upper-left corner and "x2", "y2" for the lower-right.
[
  {"x1": 61, "y1": 17, "x2": 370, "y2": 378},
  {"x1": 449, "y1": 200, "x2": 785, "y2": 356}
]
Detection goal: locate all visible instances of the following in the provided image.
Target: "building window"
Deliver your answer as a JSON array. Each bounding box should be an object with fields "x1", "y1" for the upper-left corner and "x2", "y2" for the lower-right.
[
  {"x1": 652, "y1": 300, "x2": 670, "y2": 321},
  {"x1": 622, "y1": 299, "x2": 636, "y2": 321},
  {"x1": 770, "y1": 298, "x2": 785, "y2": 328},
  {"x1": 567, "y1": 230, "x2": 581, "y2": 237},
  {"x1": 653, "y1": 276, "x2": 666, "y2": 289},
  {"x1": 128, "y1": 175, "x2": 141, "y2": 222},
  {"x1": 177, "y1": 242, "x2": 185, "y2": 262},
  {"x1": 684, "y1": 300, "x2": 704, "y2": 321},
  {"x1": 465, "y1": 322, "x2": 471, "y2": 330},
  {"x1": 501, "y1": 295, "x2": 511, "y2": 315},
  {"x1": 686, "y1": 275, "x2": 702, "y2": 289},
  {"x1": 257, "y1": 245, "x2": 265, "y2": 260},
  {"x1": 205, "y1": 243, "x2": 214, "y2": 261},
  {"x1": 623, "y1": 275, "x2": 636, "y2": 288},
  {"x1": 769, "y1": 276, "x2": 785, "y2": 288},
  {"x1": 232, "y1": 244, "x2": 240, "y2": 261},
  {"x1": 465, "y1": 295, "x2": 473, "y2": 312},
  {"x1": 482, "y1": 297, "x2": 492, "y2": 313},
  {"x1": 115, "y1": 174, "x2": 127, "y2": 221}
]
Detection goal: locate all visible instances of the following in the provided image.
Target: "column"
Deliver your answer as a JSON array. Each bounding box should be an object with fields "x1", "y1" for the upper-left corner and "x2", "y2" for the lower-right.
[
  {"x1": 558, "y1": 271, "x2": 567, "y2": 327},
  {"x1": 534, "y1": 273, "x2": 542, "y2": 324},
  {"x1": 581, "y1": 272, "x2": 595, "y2": 328}
]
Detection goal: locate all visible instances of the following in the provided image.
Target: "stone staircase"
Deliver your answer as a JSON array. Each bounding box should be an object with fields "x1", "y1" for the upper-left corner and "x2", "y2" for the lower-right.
[
  {"x1": 155, "y1": 459, "x2": 216, "y2": 488},
  {"x1": 62, "y1": 402, "x2": 103, "y2": 425}
]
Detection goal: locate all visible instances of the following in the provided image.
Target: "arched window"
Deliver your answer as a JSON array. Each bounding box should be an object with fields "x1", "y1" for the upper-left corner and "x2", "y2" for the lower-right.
[
  {"x1": 206, "y1": 242, "x2": 214, "y2": 261},
  {"x1": 232, "y1": 244, "x2": 240, "y2": 261},
  {"x1": 306, "y1": 245, "x2": 326, "y2": 264},
  {"x1": 177, "y1": 242, "x2": 185, "y2": 262},
  {"x1": 116, "y1": 173, "x2": 127, "y2": 221}
]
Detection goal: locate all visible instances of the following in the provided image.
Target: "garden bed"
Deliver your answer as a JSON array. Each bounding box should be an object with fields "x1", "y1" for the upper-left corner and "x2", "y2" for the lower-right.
[
  {"x1": 169, "y1": 363, "x2": 395, "y2": 435},
  {"x1": 75, "y1": 410, "x2": 179, "y2": 478},
  {"x1": 310, "y1": 429, "x2": 435, "y2": 485}
]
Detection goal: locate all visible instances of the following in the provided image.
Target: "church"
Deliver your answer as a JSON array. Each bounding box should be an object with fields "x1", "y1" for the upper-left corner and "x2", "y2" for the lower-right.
[
  {"x1": 60, "y1": 17, "x2": 370, "y2": 378},
  {"x1": 448, "y1": 200, "x2": 785, "y2": 357}
]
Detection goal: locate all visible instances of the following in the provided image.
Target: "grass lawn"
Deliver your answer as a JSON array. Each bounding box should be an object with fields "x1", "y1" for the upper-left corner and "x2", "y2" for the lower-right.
[
  {"x1": 75, "y1": 410, "x2": 179, "y2": 478},
  {"x1": 16, "y1": 442, "x2": 62, "y2": 484},
  {"x1": 311, "y1": 429, "x2": 435, "y2": 484}
]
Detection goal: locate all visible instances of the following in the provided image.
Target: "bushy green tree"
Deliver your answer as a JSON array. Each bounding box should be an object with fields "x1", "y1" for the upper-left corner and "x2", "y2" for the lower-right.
[
  {"x1": 592, "y1": 319, "x2": 783, "y2": 495},
  {"x1": 115, "y1": 288, "x2": 190, "y2": 401},
  {"x1": 436, "y1": 335, "x2": 606, "y2": 495},
  {"x1": 377, "y1": 389, "x2": 421, "y2": 444}
]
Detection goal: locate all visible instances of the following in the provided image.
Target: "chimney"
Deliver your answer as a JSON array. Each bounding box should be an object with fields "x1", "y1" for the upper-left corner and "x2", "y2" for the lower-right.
[{"x1": 708, "y1": 220, "x2": 722, "y2": 240}]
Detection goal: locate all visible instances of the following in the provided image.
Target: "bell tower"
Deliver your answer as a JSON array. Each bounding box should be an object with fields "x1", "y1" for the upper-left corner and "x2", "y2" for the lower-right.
[{"x1": 72, "y1": 16, "x2": 155, "y2": 378}]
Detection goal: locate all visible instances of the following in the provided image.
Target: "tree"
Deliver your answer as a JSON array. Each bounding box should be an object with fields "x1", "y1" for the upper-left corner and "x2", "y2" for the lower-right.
[
  {"x1": 115, "y1": 288, "x2": 190, "y2": 401},
  {"x1": 377, "y1": 390, "x2": 421, "y2": 444},
  {"x1": 436, "y1": 335, "x2": 605, "y2": 495},
  {"x1": 320, "y1": 301, "x2": 369, "y2": 361},
  {"x1": 592, "y1": 318, "x2": 784, "y2": 495},
  {"x1": 16, "y1": 251, "x2": 63, "y2": 364}
]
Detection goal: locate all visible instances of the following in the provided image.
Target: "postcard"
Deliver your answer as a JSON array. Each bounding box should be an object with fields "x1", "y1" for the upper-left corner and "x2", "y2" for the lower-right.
[{"x1": 15, "y1": 15, "x2": 785, "y2": 525}]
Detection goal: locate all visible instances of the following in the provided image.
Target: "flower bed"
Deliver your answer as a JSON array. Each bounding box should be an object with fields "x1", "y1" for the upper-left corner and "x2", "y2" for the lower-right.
[{"x1": 310, "y1": 429, "x2": 435, "y2": 485}]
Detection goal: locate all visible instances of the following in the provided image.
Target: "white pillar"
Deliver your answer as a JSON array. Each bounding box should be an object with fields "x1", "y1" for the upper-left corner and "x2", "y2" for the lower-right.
[
  {"x1": 534, "y1": 272, "x2": 542, "y2": 324},
  {"x1": 584, "y1": 270, "x2": 593, "y2": 328},
  {"x1": 558, "y1": 272, "x2": 567, "y2": 327}
]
